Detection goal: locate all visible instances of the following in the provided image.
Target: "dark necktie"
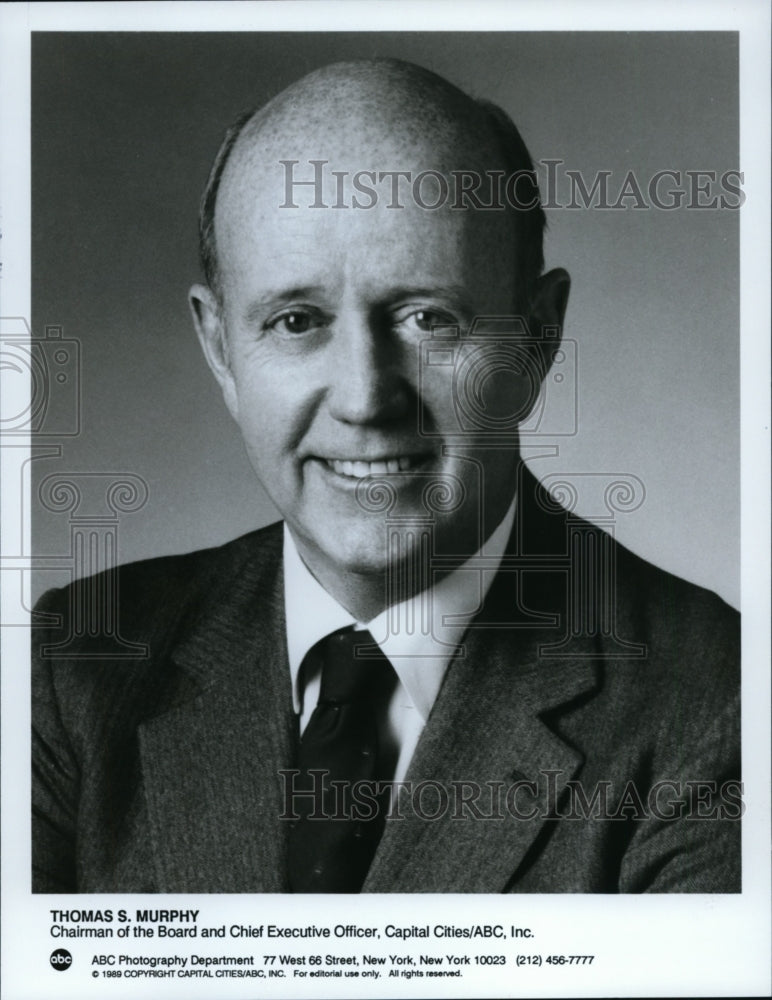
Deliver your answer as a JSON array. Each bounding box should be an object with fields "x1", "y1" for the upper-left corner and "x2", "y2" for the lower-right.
[{"x1": 288, "y1": 629, "x2": 396, "y2": 893}]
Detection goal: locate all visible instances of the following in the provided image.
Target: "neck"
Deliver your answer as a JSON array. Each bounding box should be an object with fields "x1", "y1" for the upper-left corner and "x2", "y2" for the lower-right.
[{"x1": 311, "y1": 567, "x2": 391, "y2": 624}]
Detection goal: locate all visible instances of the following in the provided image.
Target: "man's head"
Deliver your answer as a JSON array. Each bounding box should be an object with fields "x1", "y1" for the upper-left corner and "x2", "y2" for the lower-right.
[{"x1": 190, "y1": 59, "x2": 569, "y2": 615}]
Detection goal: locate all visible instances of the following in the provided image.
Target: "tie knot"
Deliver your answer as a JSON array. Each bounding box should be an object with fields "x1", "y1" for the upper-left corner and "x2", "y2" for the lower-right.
[{"x1": 313, "y1": 629, "x2": 391, "y2": 704}]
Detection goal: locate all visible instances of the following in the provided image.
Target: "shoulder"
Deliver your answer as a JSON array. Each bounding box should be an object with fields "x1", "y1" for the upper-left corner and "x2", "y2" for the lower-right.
[
  {"x1": 108, "y1": 520, "x2": 283, "y2": 601},
  {"x1": 33, "y1": 521, "x2": 284, "y2": 673},
  {"x1": 520, "y1": 464, "x2": 738, "y2": 678},
  {"x1": 519, "y1": 468, "x2": 739, "y2": 729},
  {"x1": 32, "y1": 521, "x2": 285, "y2": 745},
  {"x1": 613, "y1": 537, "x2": 739, "y2": 662},
  {"x1": 588, "y1": 535, "x2": 739, "y2": 758},
  {"x1": 35, "y1": 521, "x2": 283, "y2": 622},
  {"x1": 521, "y1": 464, "x2": 738, "y2": 646}
]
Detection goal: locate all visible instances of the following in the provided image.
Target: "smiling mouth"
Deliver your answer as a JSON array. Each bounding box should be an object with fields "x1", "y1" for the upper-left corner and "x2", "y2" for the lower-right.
[{"x1": 324, "y1": 456, "x2": 423, "y2": 478}]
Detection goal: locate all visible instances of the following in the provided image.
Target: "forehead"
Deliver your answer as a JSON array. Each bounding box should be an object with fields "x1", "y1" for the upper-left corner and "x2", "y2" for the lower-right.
[{"x1": 216, "y1": 162, "x2": 516, "y2": 309}]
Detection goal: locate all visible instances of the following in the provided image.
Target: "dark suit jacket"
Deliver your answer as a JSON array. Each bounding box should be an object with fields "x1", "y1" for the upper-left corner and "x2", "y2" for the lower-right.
[{"x1": 32, "y1": 468, "x2": 740, "y2": 893}]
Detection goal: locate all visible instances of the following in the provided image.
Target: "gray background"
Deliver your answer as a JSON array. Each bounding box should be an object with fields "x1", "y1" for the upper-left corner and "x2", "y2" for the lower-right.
[{"x1": 31, "y1": 32, "x2": 739, "y2": 607}]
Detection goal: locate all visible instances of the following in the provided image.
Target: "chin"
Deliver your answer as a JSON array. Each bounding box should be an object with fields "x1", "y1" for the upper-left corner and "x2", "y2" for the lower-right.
[
  {"x1": 321, "y1": 541, "x2": 392, "y2": 578},
  {"x1": 316, "y1": 525, "x2": 425, "y2": 580}
]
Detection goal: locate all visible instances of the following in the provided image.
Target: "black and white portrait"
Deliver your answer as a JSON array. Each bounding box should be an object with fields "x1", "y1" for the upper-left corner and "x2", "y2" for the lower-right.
[
  {"x1": 26, "y1": 30, "x2": 746, "y2": 899},
  {"x1": 0, "y1": 1, "x2": 769, "y2": 994}
]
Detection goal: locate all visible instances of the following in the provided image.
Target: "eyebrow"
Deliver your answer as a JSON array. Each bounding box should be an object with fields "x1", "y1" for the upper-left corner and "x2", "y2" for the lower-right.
[
  {"x1": 387, "y1": 285, "x2": 471, "y2": 309},
  {"x1": 243, "y1": 284, "x2": 473, "y2": 324},
  {"x1": 244, "y1": 287, "x2": 326, "y2": 324}
]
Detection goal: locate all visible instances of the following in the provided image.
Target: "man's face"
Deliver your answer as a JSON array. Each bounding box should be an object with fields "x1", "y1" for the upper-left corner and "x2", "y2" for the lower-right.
[{"x1": 194, "y1": 131, "x2": 544, "y2": 598}]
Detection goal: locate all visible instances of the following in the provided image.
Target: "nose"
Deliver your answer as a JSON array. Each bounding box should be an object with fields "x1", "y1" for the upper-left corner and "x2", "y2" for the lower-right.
[{"x1": 326, "y1": 310, "x2": 411, "y2": 425}]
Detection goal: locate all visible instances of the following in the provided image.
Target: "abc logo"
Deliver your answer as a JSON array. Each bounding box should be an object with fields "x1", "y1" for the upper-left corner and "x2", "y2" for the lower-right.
[{"x1": 50, "y1": 948, "x2": 73, "y2": 971}]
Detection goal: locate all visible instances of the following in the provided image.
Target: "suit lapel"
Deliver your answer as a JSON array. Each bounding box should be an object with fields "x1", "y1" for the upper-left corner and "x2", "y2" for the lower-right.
[
  {"x1": 138, "y1": 530, "x2": 297, "y2": 892},
  {"x1": 364, "y1": 623, "x2": 598, "y2": 893},
  {"x1": 365, "y1": 464, "x2": 602, "y2": 893}
]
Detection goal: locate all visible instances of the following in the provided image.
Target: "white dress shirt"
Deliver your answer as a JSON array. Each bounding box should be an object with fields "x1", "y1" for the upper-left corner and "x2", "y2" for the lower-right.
[{"x1": 283, "y1": 496, "x2": 516, "y2": 783}]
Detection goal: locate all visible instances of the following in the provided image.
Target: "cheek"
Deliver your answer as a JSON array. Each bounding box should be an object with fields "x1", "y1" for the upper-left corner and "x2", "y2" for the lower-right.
[
  {"x1": 231, "y1": 348, "x2": 295, "y2": 422},
  {"x1": 452, "y1": 343, "x2": 542, "y2": 429},
  {"x1": 415, "y1": 361, "x2": 456, "y2": 423},
  {"x1": 230, "y1": 363, "x2": 319, "y2": 490},
  {"x1": 479, "y1": 369, "x2": 538, "y2": 425},
  {"x1": 418, "y1": 347, "x2": 537, "y2": 436},
  {"x1": 231, "y1": 375, "x2": 286, "y2": 464}
]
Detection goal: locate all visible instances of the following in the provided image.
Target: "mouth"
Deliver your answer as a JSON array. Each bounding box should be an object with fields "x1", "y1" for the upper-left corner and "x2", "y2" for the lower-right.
[{"x1": 322, "y1": 455, "x2": 426, "y2": 479}]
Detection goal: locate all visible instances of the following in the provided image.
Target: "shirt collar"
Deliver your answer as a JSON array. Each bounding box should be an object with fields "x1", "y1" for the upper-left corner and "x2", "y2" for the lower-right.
[{"x1": 283, "y1": 495, "x2": 516, "y2": 721}]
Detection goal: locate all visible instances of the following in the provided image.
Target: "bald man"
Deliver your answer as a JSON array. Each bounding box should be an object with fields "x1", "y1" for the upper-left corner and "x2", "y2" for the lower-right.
[{"x1": 32, "y1": 59, "x2": 740, "y2": 894}]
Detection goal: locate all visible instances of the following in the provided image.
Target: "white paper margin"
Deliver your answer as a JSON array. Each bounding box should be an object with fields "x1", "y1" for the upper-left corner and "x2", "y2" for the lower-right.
[{"x1": 1, "y1": 2, "x2": 769, "y2": 998}]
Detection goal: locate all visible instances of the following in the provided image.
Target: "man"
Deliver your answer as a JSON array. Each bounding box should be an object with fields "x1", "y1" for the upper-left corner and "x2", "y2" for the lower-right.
[{"x1": 32, "y1": 59, "x2": 740, "y2": 893}]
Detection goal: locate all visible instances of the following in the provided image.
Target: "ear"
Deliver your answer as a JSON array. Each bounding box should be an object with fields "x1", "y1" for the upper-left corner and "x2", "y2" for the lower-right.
[
  {"x1": 188, "y1": 284, "x2": 240, "y2": 421},
  {"x1": 526, "y1": 267, "x2": 570, "y2": 380},
  {"x1": 529, "y1": 267, "x2": 570, "y2": 338}
]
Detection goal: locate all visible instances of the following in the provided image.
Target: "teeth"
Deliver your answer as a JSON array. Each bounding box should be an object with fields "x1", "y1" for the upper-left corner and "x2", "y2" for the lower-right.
[{"x1": 328, "y1": 457, "x2": 414, "y2": 478}]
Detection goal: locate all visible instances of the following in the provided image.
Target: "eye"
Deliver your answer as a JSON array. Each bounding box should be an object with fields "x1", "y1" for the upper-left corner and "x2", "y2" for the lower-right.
[
  {"x1": 265, "y1": 308, "x2": 325, "y2": 336},
  {"x1": 413, "y1": 310, "x2": 447, "y2": 332},
  {"x1": 397, "y1": 308, "x2": 458, "y2": 334}
]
